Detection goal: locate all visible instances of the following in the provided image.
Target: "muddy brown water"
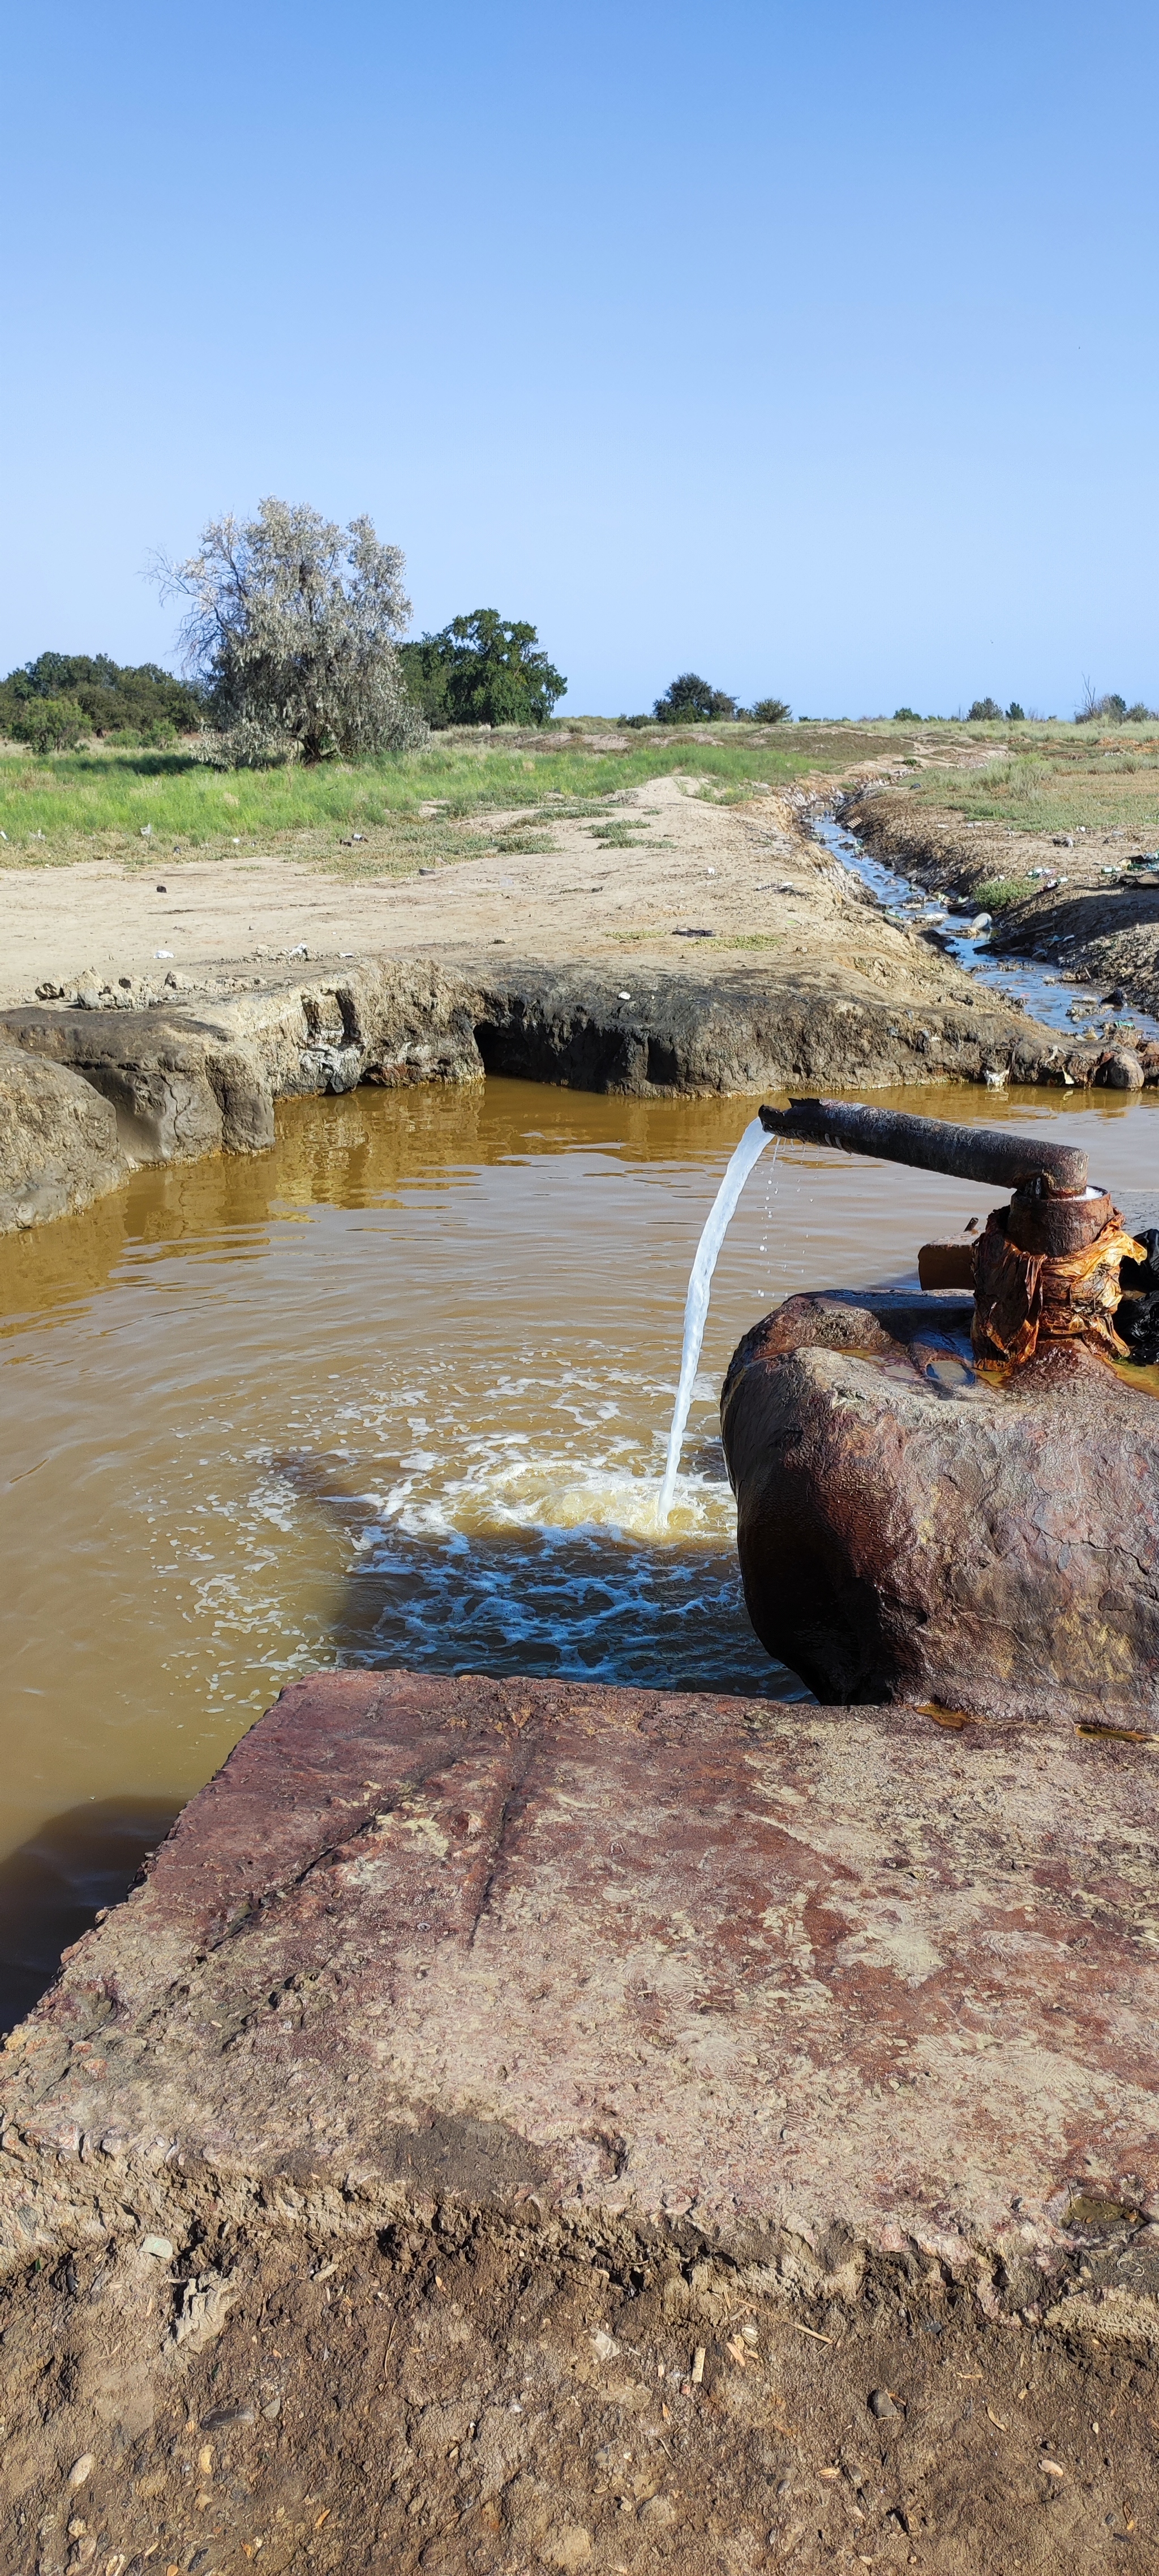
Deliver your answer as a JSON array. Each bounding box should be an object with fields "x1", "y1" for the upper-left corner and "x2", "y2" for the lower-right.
[{"x1": 2, "y1": 1076, "x2": 1157, "y2": 2028}]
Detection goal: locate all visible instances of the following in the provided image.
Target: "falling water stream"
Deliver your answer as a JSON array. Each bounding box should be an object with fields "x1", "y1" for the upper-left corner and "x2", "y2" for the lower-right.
[{"x1": 656, "y1": 1119, "x2": 775, "y2": 1523}]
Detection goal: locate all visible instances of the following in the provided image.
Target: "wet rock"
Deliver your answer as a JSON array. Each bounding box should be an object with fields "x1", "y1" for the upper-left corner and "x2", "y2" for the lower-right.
[
  {"x1": 0, "y1": 1039, "x2": 125, "y2": 1233},
  {"x1": 4, "y1": 1670, "x2": 1159, "y2": 2278},
  {"x1": 721, "y1": 1287, "x2": 1159, "y2": 1717}
]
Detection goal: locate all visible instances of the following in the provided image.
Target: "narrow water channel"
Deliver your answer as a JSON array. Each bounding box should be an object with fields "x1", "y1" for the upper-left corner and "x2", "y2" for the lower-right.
[
  {"x1": 815, "y1": 812, "x2": 1159, "y2": 1045},
  {"x1": 3, "y1": 1074, "x2": 1158, "y2": 2028}
]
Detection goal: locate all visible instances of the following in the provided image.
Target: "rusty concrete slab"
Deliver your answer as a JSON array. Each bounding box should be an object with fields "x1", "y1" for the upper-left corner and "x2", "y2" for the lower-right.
[{"x1": 2, "y1": 1670, "x2": 1158, "y2": 2278}]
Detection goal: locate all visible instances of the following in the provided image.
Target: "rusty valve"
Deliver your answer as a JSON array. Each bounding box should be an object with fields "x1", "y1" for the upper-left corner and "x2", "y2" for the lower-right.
[{"x1": 758, "y1": 1098, "x2": 1143, "y2": 1368}]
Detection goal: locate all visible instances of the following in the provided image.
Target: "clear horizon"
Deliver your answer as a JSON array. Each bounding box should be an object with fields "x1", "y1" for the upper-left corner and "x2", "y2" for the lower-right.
[{"x1": 2, "y1": 0, "x2": 1156, "y2": 721}]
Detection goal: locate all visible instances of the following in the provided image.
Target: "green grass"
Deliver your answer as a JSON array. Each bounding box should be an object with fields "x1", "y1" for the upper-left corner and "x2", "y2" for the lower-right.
[
  {"x1": 905, "y1": 731, "x2": 1159, "y2": 839},
  {"x1": 16, "y1": 711, "x2": 1155, "y2": 877},
  {"x1": 973, "y1": 876, "x2": 1037, "y2": 911},
  {"x1": 0, "y1": 723, "x2": 852, "y2": 868}
]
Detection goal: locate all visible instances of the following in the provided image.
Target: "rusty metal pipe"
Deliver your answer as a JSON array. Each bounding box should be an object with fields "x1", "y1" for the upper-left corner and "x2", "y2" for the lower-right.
[{"x1": 758, "y1": 1098, "x2": 1088, "y2": 1197}]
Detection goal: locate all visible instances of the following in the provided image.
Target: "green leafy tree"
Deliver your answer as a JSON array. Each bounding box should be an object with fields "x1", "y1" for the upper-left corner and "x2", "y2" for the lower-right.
[
  {"x1": 0, "y1": 651, "x2": 205, "y2": 742},
  {"x1": 968, "y1": 697, "x2": 1003, "y2": 721},
  {"x1": 399, "y1": 611, "x2": 565, "y2": 729},
  {"x1": 652, "y1": 672, "x2": 738, "y2": 723},
  {"x1": 893, "y1": 705, "x2": 921, "y2": 722},
  {"x1": 153, "y1": 498, "x2": 424, "y2": 766},
  {"x1": 1006, "y1": 701, "x2": 1025, "y2": 721},
  {"x1": 749, "y1": 696, "x2": 792, "y2": 723}
]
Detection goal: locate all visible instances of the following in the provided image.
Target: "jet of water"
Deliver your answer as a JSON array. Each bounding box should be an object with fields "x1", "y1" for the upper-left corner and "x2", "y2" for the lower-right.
[{"x1": 656, "y1": 1117, "x2": 775, "y2": 1525}]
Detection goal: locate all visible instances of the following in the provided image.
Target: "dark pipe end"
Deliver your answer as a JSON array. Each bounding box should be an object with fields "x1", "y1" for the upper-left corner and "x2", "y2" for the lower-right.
[{"x1": 757, "y1": 1098, "x2": 1088, "y2": 1195}]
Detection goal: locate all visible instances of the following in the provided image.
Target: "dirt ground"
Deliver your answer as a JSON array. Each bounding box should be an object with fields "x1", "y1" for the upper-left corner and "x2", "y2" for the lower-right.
[
  {"x1": 0, "y1": 773, "x2": 977, "y2": 1021},
  {"x1": 3, "y1": 2213, "x2": 1156, "y2": 2576}
]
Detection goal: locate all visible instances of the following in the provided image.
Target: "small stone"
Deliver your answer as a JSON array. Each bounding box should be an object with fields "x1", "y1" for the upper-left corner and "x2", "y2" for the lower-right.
[
  {"x1": 639, "y1": 2496, "x2": 677, "y2": 2527},
  {"x1": 68, "y1": 2453, "x2": 95, "y2": 2488},
  {"x1": 547, "y1": 2527, "x2": 593, "y2": 2569},
  {"x1": 868, "y1": 2388, "x2": 900, "y2": 2419}
]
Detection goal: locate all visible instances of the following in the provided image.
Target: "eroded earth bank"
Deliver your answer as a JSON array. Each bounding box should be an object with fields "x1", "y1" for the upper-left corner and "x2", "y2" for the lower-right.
[{"x1": 0, "y1": 774, "x2": 1140, "y2": 1237}]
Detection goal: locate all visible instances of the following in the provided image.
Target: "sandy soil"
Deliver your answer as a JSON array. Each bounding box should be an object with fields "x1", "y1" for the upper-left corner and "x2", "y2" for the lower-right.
[{"x1": 0, "y1": 775, "x2": 979, "y2": 1019}]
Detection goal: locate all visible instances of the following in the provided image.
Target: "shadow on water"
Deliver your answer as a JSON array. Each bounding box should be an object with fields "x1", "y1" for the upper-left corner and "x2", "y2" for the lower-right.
[{"x1": 0, "y1": 1797, "x2": 180, "y2": 2037}]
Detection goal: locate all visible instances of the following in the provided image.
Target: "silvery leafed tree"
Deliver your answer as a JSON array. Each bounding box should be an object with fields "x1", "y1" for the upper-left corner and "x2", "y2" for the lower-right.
[{"x1": 154, "y1": 498, "x2": 427, "y2": 766}]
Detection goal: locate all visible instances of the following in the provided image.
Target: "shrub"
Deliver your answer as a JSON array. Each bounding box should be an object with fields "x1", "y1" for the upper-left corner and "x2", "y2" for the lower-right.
[
  {"x1": 153, "y1": 498, "x2": 425, "y2": 768},
  {"x1": 968, "y1": 697, "x2": 1003, "y2": 721},
  {"x1": 973, "y1": 876, "x2": 1036, "y2": 911},
  {"x1": 750, "y1": 697, "x2": 792, "y2": 724},
  {"x1": 398, "y1": 610, "x2": 565, "y2": 730},
  {"x1": 1077, "y1": 681, "x2": 1130, "y2": 724},
  {"x1": 7, "y1": 695, "x2": 88, "y2": 752},
  {"x1": 1006, "y1": 701, "x2": 1025, "y2": 721}
]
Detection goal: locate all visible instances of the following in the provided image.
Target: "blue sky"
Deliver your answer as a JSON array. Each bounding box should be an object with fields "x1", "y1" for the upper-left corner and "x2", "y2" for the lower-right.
[{"x1": 2, "y1": 0, "x2": 1156, "y2": 717}]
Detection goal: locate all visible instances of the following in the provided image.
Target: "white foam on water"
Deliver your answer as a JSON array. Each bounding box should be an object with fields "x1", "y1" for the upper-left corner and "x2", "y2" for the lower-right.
[{"x1": 656, "y1": 1118, "x2": 775, "y2": 1525}]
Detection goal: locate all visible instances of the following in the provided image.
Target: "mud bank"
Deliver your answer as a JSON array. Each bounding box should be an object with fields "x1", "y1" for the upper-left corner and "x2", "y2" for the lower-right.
[
  {"x1": 0, "y1": 951, "x2": 1113, "y2": 1238},
  {"x1": 3, "y1": 1671, "x2": 1159, "y2": 2571},
  {"x1": 845, "y1": 786, "x2": 1159, "y2": 1039}
]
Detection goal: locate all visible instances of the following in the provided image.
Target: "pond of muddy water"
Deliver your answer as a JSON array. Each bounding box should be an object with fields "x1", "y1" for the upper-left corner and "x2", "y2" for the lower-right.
[{"x1": 3, "y1": 1075, "x2": 1158, "y2": 2025}]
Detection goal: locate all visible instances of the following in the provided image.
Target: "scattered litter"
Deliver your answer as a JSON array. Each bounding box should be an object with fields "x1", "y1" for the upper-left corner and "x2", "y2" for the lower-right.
[
  {"x1": 140, "y1": 2234, "x2": 174, "y2": 2260},
  {"x1": 795, "y1": 2322, "x2": 834, "y2": 2344},
  {"x1": 617, "y1": 991, "x2": 632, "y2": 1000},
  {"x1": 201, "y1": 2404, "x2": 255, "y2": 2429},
  {"x1": 1040, "y1": 2458, "x2": 1066, "y2": 2479},
  {"x1": 140, "y1": 824, "x2": 153, "y2": 837},
  {"x1": 287, "y1": 943, "x2": 308, "y2": 958},
  {"x1": 690, "y1": 2345, "x2": 706, "y2": 2384},
  {"x1": 986, "y1": 2406, "x2": 1009, "y2": 2431},
  {"x1": 312, "y1": 2260, "x2": 337, "y2": 2281},
  {"x1": 154, "y1": 950, "x2": 173, "y2": 959},
  {"x1": 591, "y1": 2329, "x2": 620, "y2": 2361}
]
